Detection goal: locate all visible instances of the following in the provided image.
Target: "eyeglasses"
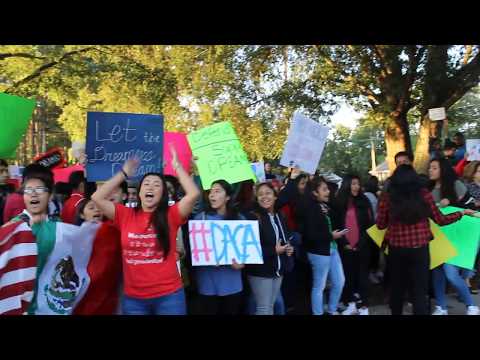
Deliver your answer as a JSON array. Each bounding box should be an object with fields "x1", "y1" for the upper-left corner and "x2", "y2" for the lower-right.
[{"x1": 23, "y1": 187, "x2": 49, "y2": 195}]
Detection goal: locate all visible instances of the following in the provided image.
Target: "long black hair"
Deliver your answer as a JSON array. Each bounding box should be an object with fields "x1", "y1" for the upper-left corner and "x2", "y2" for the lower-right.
[
  {"x1": 206, "y1": 179, "x2": 240, "y2": 220},
  {"x1": 429, "y1": 158, "x2": 459, "y2": 205},
  {"x1": 364, "y1": 175, "x2": 379, "y2": 195},
  {"x1": 389, "y1": 165, "x2": 430, "y2": 224},
  {"x1": 136, "y1": 172, "x2": 171, "y2": 258},
  {"x1": 335, "y1": 174, "x2": 363, "y2": 211}
]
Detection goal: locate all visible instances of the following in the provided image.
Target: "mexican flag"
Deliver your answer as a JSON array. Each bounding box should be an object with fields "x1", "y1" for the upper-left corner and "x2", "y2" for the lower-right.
[
  {"x1": 1, "y1": 219, "x2": 122, "y2": 315},
  {"x1": 33, "y1": 221, "x2": 100, "y2": 315}
]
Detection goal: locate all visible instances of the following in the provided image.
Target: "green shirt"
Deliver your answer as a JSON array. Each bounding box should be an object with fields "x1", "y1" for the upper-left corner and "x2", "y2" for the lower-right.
[{"x1": 326, "y1": 215, "x2": 337, "y2": 251}]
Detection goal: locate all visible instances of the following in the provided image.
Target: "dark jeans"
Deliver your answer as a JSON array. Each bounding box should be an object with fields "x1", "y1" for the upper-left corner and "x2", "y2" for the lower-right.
[
  {"x1": 389, "y1": 245, "x2": 430, "y2": 315},
  {"x1": 341, "y1": 247, "x2": 370, "y2": 307},
  {"x1": 197, "y1": 293, "x2": 243, "y2": 315}
]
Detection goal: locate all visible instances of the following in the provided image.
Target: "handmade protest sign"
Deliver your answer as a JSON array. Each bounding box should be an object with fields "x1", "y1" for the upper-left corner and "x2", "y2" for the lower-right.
[
  {"x1": 34, "y1": 147, "x2": 66, "y2": 169},
  {"x1": 86, "y1": 112, "x2": 164, "y2": 182},
  {"x1": 428, "y1": 107, "x2": 446, "y2": 121},
  {"x1": 251, "y1": 161, "x2": 266, "y2": 183},
  {"x1": 367, "y1": 220, "x2": 458, "y2": 270},
  {"x1": 188, "y1": 220, "x2": 263, "y2": 266},
  {"x1": 0, "y1": 93, "x2": 36, "y2": 158},
  {"x1": 440, "y1": 206, "x2": 480, "y2": 270},
  {"x1": 163, "y1": 132, "x2": 192, "y2": 176},
  {"x1": 187, "y1": 122, "x2": 255, "y2": 190},
  {"x1": 280, "y1": 112, "x2": 329, "y2": 174},
  {"x1": 466, "y1": 139, "x2": 480, "y2": 161},
  {"x1": 52, "y1": 164, "x2": 84, "y2": 184}
]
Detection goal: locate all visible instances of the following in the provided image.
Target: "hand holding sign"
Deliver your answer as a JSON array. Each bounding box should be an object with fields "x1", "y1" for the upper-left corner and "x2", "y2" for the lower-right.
[
  {"x1": 168, "y1": 142, "x2": 181, "y2": 171},
  {"x1": 231, "y1": 258, "x2": 245, "y2": 270}
]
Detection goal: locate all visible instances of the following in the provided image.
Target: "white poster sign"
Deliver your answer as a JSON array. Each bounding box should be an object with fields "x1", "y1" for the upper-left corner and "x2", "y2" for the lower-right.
[
  {"x1": 466, "y1": 139, "x2": 480, "y2": 161},
  {"x1": 188, "y1": 220, "x2": 263, "y2": 266},
  {"x1": 251, "y1": 161, "x2": 266, "y2": 183},
  {"x1": 280, "y1": 112, "x2": 329, "y2": 174},
  {"x1": 429, "y1": 107, "x2": 446, "y2": 121}
]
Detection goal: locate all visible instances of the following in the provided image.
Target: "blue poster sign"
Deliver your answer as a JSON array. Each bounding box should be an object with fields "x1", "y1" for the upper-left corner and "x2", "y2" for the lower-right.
[{"x1": 86, "y1": 112, "x2": 164, "y2": 182}]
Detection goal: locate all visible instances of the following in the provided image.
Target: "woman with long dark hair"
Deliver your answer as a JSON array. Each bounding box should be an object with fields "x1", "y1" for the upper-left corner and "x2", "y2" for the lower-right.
[
  {"x1": 428, "y1": 158, "x2": 479, "y2": 315},
  {"x1": 334, "y1": 175, "x2": 374, "y2": 315},
  {"x1": 193, "y1": 179, "x2": 246, "y2": 315},
  {"x1": 246, "y1": 182, "x2": 294, "y2": 315},
  {"x1": 376, "y1": 164, "x2": 472, "y2": 315},
  {"x1": 363, "y1": 175, "x2": 383, "y2": 285},
  {"x1": 296, "y1": 176, "x2": 347, "y2": 315},
  {"x1": 91, "y1": 145, "x2": 200, "y2": 315}
]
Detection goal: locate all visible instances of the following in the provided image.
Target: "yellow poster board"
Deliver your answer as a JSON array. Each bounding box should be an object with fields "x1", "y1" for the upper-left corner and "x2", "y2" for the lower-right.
[{"x1": 367, "y1": 220, "x2": 458, "y2": 269}]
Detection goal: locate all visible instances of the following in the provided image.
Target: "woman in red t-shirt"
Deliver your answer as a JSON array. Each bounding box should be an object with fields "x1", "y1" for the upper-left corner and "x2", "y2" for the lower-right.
[{"x1": 91, "y1": 145, "x2": 201, "y2": 315}]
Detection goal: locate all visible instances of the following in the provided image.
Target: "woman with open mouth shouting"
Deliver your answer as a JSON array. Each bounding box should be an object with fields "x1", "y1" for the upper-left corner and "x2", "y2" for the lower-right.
[{"x1": 91, "y1": 144, "x2": 201, "y2": 315}]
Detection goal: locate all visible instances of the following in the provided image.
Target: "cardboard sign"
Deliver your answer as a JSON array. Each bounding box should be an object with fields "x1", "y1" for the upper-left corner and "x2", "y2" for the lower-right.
[
  {"x1": 34, "y1": 147, "x2": 66, "y2": 169},
  {"x1": 86, "y1": 112, "x2": 164, "y2": 182},
  {"x1": 367, "y1": 220, "x2": 458, "y2": 270},
  {"x1": 188, "y1": 220, "x2": 263, "y2": 266},
  {"x1": 428, "y1": 107, "x2": 446, "y2": 121},
  {"x1": 163, "y1": 132, "x2": 192, "y2": 176},
  {"x1": 441, "y1": 206, "x2": 480, "y2": 270},
  {"x1": 466, "y1": 139, "x2": 480, "y2": 161},
  {"x1": 280, "y1": 112, "x2": 329, "y2": 174},
  {"x1": 187, "y1": 122, "x2": 256, "y2": 190},
  {"x1": 0, "y1": 93, "x2": 36, "y2": 158},
  {"x1": 251, "y1": 161, "x2": 266, "y2": 183}
]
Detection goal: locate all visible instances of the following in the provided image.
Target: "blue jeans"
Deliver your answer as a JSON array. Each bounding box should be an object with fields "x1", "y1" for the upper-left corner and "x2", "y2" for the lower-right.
[
  {"x1": 122, "y1": 288, "x2": 187, "y2": 315},
  {"x1": 433, "y1": 264, "x2": 474, "y2": 309},
  {"x1": 248, "y1": 276, "x2": 283, "y2": 315},
  {"x1": 307, "y1": 249, "x2": 345, "y2": 315}
]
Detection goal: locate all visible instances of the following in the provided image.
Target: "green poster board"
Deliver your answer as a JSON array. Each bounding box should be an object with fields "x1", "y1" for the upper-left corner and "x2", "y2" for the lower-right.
[
  {"x1": 440, "y1": 206, "x2": 480, "y2": 270},
  {"x1": 188, "y1": 122, "x2": 256, "y2": 190},
  {"x1": 0, "y1": 93, "x2": 36, "y2": 158}
]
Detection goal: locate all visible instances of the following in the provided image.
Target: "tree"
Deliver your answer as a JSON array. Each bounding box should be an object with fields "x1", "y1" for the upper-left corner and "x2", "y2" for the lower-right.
[{"x1": 250, "y1": 46, "x2": 480, "y2": 172}]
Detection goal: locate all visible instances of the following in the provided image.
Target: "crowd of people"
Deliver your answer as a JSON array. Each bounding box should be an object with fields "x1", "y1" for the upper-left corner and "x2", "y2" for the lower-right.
[{"x1": 0, "y1": 132, "x2": 479, "y2": 316}]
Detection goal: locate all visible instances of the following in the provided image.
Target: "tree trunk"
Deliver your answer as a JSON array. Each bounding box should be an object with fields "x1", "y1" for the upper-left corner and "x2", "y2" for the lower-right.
[
  {"x1": 384, "y1": 113, "x2": 412, "y2": 172},
  {"x1": 414, "y1": 115, "x2": 431, "y2": 174}
]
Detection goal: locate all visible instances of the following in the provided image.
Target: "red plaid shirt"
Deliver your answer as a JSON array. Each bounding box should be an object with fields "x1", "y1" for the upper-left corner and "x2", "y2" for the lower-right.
[{"x1": 376, "y1": 189, "x2": 462, "y2": 248}]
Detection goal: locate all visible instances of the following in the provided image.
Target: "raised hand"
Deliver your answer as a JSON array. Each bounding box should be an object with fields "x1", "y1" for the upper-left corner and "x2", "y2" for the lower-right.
[{"x1": 123, "y1": 157, "x2": 140, "y2": 178}]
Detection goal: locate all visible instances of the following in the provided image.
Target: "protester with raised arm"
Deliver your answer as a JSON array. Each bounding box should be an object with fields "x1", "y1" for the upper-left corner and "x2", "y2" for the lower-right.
[{"x1": 91, "y1": 144, "x2": 200, "y2": 315}]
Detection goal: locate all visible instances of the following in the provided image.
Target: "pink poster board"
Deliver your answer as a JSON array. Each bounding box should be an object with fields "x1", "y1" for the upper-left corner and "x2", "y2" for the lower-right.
[{"x1": 163, "y1": 132, "x2": 192, "y2": 176}]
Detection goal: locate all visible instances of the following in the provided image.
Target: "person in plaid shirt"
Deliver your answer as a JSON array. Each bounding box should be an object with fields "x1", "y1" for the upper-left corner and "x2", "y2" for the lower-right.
[{"x1": 376, "y1": 164, "x2": 475, "y2": 315}]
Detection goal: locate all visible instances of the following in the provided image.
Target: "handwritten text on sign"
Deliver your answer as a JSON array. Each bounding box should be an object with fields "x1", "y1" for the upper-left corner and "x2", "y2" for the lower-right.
[
  {"x1": 188, "y1": 220, "x2": 263, "y2": 266},
  {"x1": 280, "y1": 112, "x2": 329, "y2": 174},
  {"x1": 86, "y1": 112, "x2": 164, "y2": 182},
  {"x1": 187, "y1": 122, "x2": 255, "y2": 190}
]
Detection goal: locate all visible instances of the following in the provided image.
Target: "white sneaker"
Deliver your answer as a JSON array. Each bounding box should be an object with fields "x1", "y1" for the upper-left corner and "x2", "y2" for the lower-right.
[
  {"x1": 375, "y1": 270, "x2": 384, "y2": 279},
  {"x1": 358, "y1": 307, "x2": 369, "y2": 315},
  {"x1": 341, "y1": 302, "x2": 358, "y2": 315},
  {"x1": 467, "y1": 306, "x2": 480, "y2": 315},
  {"x1": 432, "y1": 306, "x2": 448, "y2": 315}
]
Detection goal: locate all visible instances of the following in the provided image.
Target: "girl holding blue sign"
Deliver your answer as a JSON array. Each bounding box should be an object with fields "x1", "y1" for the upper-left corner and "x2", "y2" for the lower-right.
[
  {"x1": 91, "y1": 144, "x2": 201, "y2": 315},
  {"x1": 193, "y1": 179, "x2": 246, "y2": 315}
]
